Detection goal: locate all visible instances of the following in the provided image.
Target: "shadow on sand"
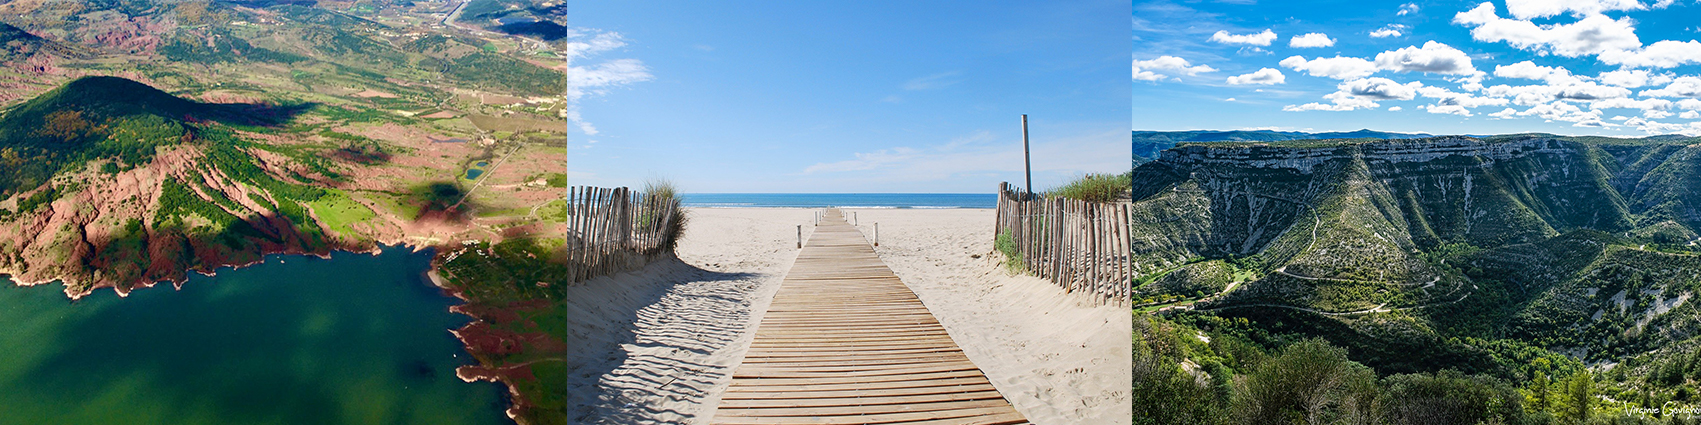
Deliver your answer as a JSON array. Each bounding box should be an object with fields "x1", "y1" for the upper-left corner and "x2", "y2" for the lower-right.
[{"x1": 567, "y1": 257, "x2": 766, "y2": 424}]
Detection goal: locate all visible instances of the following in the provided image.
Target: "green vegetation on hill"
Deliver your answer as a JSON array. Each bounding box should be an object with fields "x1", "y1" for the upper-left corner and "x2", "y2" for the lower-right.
[
  {"x1": 0, "y1": 76, "x2": 203, "y2": 197},
  {"x1": 1137, "y1": 135, "x2": 1701, "y2": 423}
]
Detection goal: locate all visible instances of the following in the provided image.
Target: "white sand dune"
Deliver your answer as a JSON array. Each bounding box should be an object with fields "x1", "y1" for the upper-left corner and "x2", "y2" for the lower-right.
[{"x1": 568, "y1": 207, "x2": 1131, "y2": 425}]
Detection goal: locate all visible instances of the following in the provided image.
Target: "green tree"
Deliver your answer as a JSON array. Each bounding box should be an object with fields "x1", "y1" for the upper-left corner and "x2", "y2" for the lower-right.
[
  {"x1": 1567, "y1": 370, "x2": 1593, "y2": 423},
  {"x1": 1531, "y1": 371, "x2": 1551, "y2": 413},
  {"x1": 1379, "y1": 370, "x2": 1526, "y2": 425},
  {"x1": 1231, "y1": 338, "x2": 1377, "y2": 425}
]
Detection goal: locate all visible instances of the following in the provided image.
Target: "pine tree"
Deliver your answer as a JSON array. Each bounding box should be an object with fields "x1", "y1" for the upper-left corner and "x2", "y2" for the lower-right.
[
  {"x1": 1531, "y1": 371, "x2": 1550, "y2": 413},
  {"x1": 1567, "y1": 371, "x2": 1592, "y2": 423}
]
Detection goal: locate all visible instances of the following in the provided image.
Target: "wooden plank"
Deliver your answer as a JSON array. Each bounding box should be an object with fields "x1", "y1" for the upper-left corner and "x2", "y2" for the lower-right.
[{"x1": 711, "y1": 208, "x2": 1025, "y2": 424}]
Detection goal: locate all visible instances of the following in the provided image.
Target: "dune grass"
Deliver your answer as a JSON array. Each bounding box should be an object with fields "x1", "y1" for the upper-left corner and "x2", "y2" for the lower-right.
[
  {"x1": 642, "y1": 179, "x2": 687, "y2": 252},
  {"x1": 1046, "y1": 172, "x2": 1133, "y2": 202}
]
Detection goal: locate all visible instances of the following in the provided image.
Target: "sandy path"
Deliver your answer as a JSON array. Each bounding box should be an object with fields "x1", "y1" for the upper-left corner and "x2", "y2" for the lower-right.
[
  {"x1": 566, "y1": 208, "x2": 814, "y2": 424},
  {"x1": 846, "y1": 208, "x2": 1133, "y2": 425}
]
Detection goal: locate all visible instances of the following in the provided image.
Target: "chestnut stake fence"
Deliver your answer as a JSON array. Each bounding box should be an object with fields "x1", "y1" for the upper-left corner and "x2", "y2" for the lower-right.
[
  {"x1": 994, "y1": 182, "x2": 1133, "y2": 306},
  {"x1": 565, "y1": 186, "x2": 684, "y2": 285}
]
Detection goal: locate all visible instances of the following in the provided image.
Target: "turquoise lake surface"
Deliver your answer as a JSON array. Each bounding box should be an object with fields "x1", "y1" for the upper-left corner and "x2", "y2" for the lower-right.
[{"x1": 0, "y1": 247, "x2": 509, "y2": 425}]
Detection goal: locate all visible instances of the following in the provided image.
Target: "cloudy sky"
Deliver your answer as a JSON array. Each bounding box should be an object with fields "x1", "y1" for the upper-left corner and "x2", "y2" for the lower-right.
[
  {"x1": 569, "y1": 1, "x2": 1130, "y2": 193},
  {"x1": 1134, "y1": 0, "x2": 1701, "y2": 136}
]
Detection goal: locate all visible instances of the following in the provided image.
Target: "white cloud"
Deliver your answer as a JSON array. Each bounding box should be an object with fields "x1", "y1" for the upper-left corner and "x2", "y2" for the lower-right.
[
  {"x1": 1640, "y1": 76, "x2": 1701, "y2": 97},
  {"x1": 1280, "y1": 55, "x2": 1380, "y2": 80},
  {"x1": 1503, "y1": 0, "x2": 1646, "y2": 20},
  {"x1": 1490, "y1": 108, "x2": 1520, "y2": 118},
  {"x1": 1374, "y1": 41, "x2": 1480, "y2": 75},
  {"x1": 1590, "y1": 97, "x2": 1674, "y2": 117},
  {"x1": 1494, "y1": 61, "x2": 1581, "y2": 84},
  {"x1": 1517, "y1": 100, "x2": 1609, "y2": 126},
  {"x1": 1425, "y1": 104, "x2": 1475, "y2": 116},
  {"x1": 567, "y1": 29, "x2": 628, "y2": 60},
  {"x1": 1228, "y1": 68, "x2": 1287, "y2": 85},
  {"x1": 1390, "y1": 106, "x2": 1404, "y2": 111},
  {"x1": 1455, "y1": 3, "x2": 1642, "y2": 57},
  {"x1": 1398, "y1": 3, "x2": 1420, "y2": 15},
  {"x1": 1555, "y1": 82, "x2": 1633, "y2": 100},
  {"x1": 569, "y1": 29, "x2": 653, "y2": 136},
  {"x1": 1225, "y1": 97, "x2": 1238, "y2": 102},
  {"x1": 1284, "y1": 77, "x2": 1426, "y2": 112},
  {"x1": 1622, "y1": 116, "x2": 1701, "y2": 135},
  {"x1": 1210, "y1": 29, "x2": 1278, "y2": 46},
  {"x1": 1598, "y1": 69, "x2": 1674, "y2": 87},
  {"x1": 1600, "y1": 40, "x2": 1701, "y2": 68},
  {"x1": 1290, "y1": 33, "x2": 1336, "y2": 48},
  {"x1": 1371, "y1": 25, "x2": 1406, "y2": 38},
  {"x1": 1418, "y1": 86, "x2": 1511, "y2": 108},
  {"x1": 1344, "y1": 77, "x2": 1421, "y2": 100},
  {"x1": 1680, "y1": 99, "x2": 1701, "y2": 110},
  {"x1": 1454, "y1": 3, "x2": 1500, "y2": 26},
  {"x1": 1133, "y1": 56, "x2": 1218, "y2": 82},
  {"x1": 1682, "y1": 110, "x2": 1701, "y2": 119}
]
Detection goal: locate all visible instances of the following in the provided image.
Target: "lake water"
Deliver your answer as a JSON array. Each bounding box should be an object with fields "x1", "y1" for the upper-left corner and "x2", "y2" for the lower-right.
[
  {"x1": 681, "y1": 193, "x2": 996, "y2": 209},
  {"x1": 0, "y1": 247, "x2": 509, "y2": 425}
]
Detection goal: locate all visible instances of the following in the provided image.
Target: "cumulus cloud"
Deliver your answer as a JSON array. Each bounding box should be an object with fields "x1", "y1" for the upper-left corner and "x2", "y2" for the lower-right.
[
  {"x1": 1371, "y1": 25, "x2": 1406, "y2": 38},
  {"x1": 1494, "y1": 61, "x2": 1581, "y2": 84},
  {"x1": 1210, "y1": 29, "x2": 1278, "y2": 46},
  {"x1": 1598, "y1": 69, "x2": 1674, "y2": 87},
  {"x1": 1600, "y1": 40, "x2": 1701, "y2": 68},
  {"x1": 1290, "y1": 33, "x2": 1336, "y2": 48},
  {"x1": 1517, "y1": 100, "x2": 1609, "y2": 126},
  {"x1": 1555, "y1": 82, "x2": 1633, "y2": 100},
  {"x1": 1280, "y1": 55, "x2": 1380, "y2": 80},
  {"x1": 1622, "y1": 116, "x2": 1701, "y2": 135},
  {"x1": 1374, "y1": 41, "x2": 1480, "y2": 75},
  {"x1": 1490, "y1": 108, "x2": 1520, "y2": 118},
  {"x1": 1133, "y1": 56, "x2": 1218, "y2": 82},
  {"x1": 1681, "y1": 99, "x2": 1701, "y2": 110},
  {"x1": 1413, "y1": 86, "x2": 1510, "y2": 117},
  {"x1": 1503, "y1": 0, "x2": 1646, "y2": 20},
  {"x1": 1682, "y1": 110, "x2": 1701, "y2": 119},
  {"x1": 1227, "y1": 68, "x2": 1287, "y2": 85},
  {"x1": 1589, "y1": 97, "x2": 1674, "y2": 117},
  {"x1": 1398, "y1": 3, "x2": 1420, "y2": 15},
  {"x1": 1640, "y1": 76, "x2": 1701, "y2": 97},
  {"x1": 569, "y1": 29, "x2": 653, "y2": 136},
  {"x1": 1390, "y1": 106, "x2": 1404, "y2": 111},
  {"x1": 1344, "y1": 77, "x2": 1421, "y2": 100},
  {"x1": 1454, "y1": 3, "x2": 1642, "y2": 57}
]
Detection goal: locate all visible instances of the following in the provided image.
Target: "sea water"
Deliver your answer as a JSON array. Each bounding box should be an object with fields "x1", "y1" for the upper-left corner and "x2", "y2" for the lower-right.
[
  {"x1": 680, "y1": 193, "x2": 995, "y2": 209},
  {"x1": 0, "y1": 247, "x2": 508, "y2": 425}
]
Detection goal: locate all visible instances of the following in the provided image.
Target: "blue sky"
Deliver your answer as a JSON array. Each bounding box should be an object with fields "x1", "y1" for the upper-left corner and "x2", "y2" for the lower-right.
[
  {"x1": 1135, "y1": 0, "x2": 1701, "y2": 136},
  {"x1": 568, "y1": 1, "x2": 1130, "y2": 193}
]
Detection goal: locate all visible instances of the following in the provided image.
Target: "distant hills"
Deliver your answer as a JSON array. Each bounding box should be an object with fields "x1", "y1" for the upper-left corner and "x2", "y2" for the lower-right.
[{"x1": 1133, "y1": 129, "x2": 1434, "y2": 162}]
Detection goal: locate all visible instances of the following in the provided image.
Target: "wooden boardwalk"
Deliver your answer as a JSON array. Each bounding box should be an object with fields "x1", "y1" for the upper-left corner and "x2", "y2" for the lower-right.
[{"x1": 711, "y1": 209, "x2": 1028, "y2": 425}]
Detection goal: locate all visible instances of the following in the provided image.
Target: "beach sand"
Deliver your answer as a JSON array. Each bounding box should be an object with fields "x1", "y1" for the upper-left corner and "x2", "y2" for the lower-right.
[
  {"x1": 569, "y1": 207, "x2": 1131, "y2": 425},
  {"x1": 568, "y1": 208, "x2": 813, "y2": 424},
  {"x1": 847, "y1": 208, "x2": 1133, "y2": 425}
]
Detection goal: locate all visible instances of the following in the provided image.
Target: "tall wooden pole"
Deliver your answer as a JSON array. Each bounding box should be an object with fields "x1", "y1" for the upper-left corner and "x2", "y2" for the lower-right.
[{"x1": 1022, "y1": 114, "x2": 1032, "y2": 200}]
